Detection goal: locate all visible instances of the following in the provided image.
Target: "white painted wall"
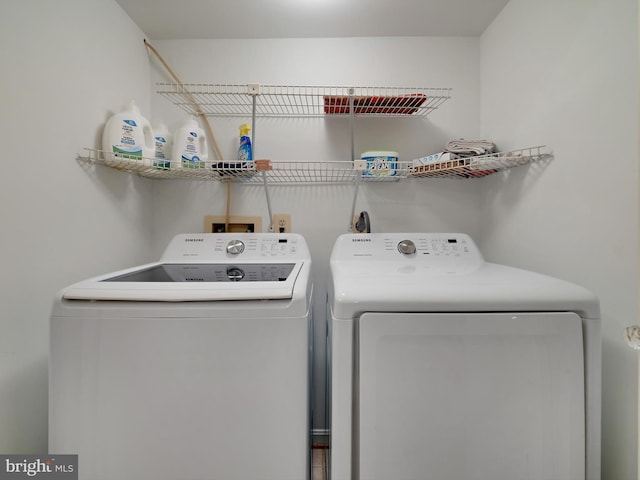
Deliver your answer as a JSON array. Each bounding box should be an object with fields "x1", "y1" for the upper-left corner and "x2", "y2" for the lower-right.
[
  {"x1": 2, "y1": 2, "x2": 636, "y2": 477},
  {"x1": 148, "y1": 5, "x2": 639, "y2": 474},
  {"x1": 0, "y1": 0, "x2": 153, "y2": 452},
  {"x1": 479, "y1": 1, "x2": 639, "y2": 478},
  {"x1": 148, "y1": 36, "x2": 483, "y2": 432}
]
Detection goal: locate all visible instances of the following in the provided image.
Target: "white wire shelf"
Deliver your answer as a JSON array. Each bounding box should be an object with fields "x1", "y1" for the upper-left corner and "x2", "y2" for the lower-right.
[
  {"x1": 156, "y1": 83, "x2": 452, "y2": 118},
  {"x1": 79, "y1": 146, "x2": 550, "y2": 184},
  {"x1": 408, "y1": 146, "x2": 552, "y2": 178}
]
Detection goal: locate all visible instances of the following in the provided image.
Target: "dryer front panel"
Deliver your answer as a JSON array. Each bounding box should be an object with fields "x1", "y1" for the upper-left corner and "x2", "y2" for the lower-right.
[{"x1": 357, "y1": 312, "x2": 585, "y2": 480}]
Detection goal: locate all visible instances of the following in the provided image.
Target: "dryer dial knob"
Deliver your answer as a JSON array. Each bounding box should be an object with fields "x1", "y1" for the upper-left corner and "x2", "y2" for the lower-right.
[
  {"x1": 397, "y1": 239, "x2": 417, "y2": 255},
  {"x1": 226, "y1": 239, "x2": 245, "y2": 255}
]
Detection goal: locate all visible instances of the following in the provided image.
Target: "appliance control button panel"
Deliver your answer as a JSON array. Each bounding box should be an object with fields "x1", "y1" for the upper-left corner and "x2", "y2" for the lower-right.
[
  {"x1": 160, "y1": 234, "x2": 307, "y2": 261},
  {"x1": 336, "y1": 233, "x2": 483, "y2": 263},
  {"x1": 221, "y1": 237, "x2": 300, "y2": 257}
]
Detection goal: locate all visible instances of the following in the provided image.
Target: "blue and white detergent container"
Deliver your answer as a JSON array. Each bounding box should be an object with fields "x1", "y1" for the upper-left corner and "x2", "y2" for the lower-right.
[
  {"x1": 152, "y1": 122, "x2": 172, "y2": 170},
  {"x1": 102, "y1": 100, "x2": 154, "y2": 165},
  {"x1": 172, "y1": 117, "x2": 208, "y2": 169},
  {"x1": 360, "y1": 150, "x2": 399, "y2": 177}
]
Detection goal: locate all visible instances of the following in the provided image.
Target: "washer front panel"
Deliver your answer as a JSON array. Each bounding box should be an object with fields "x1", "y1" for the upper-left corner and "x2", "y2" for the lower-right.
[{"x1": 50, "y1": 313, "x2": 310, "y2": 480}]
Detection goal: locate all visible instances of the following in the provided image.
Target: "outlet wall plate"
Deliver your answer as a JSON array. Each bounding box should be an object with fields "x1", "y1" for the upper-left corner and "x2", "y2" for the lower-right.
[{"x1": 272, "y1": 213, "x2": 292, "y2": 233}]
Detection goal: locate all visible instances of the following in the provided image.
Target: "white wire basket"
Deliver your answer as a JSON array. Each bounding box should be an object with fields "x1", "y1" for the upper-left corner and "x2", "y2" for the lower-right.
[{"x1": 408, "y1": 146, "x2": 552, "y2": 179}]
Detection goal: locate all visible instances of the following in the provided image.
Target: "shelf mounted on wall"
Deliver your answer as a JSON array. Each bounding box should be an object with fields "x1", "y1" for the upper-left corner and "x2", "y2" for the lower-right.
[
  {"x1": 156, "y1": 83, "x2": 454, "y2": 230},
  {"x1": 155, "y1": 83, "x2": 453, "y2": 119},
  {"x1": 83, "y1": 82, "x2": 552, "y2": 231},
  {"x1": 78, "y1": 146, "x2": 552, "y2": 183}
]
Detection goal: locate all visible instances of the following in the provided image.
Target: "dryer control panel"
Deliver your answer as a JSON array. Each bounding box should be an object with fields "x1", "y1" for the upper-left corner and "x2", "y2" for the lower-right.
[{"x1": 332, "y1": 233, "x2": 483, "y2": 260}]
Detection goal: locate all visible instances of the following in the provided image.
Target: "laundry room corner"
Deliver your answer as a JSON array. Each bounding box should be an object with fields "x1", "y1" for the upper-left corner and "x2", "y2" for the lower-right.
[
  {"x1": 2, "y1": 0, "x2": 639, "y2": 479},
  {"x1": 0, "y1": 0, "x2": 154, "y2": 453},
  {"x1": 478, "y1": 1, "x2": 639, "y2": 478}
]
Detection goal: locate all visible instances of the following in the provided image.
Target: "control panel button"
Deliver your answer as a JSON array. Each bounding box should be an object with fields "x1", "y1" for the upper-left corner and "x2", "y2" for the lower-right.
[
  {"x1": 397, "y1": 239, "x2": 417, "y2": 255},
  {"x1": 226, "y1": 239, "x2": 245, "y2": 255}
]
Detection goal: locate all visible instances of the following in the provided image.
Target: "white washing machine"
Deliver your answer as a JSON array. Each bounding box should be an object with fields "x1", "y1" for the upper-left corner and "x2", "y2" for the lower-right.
[
  {"x1": 50, "y1": 233, "x2": 312, "y2": 480},
  {"x1": 328, "y1": 233, "x2": 600, "y2": 480}
]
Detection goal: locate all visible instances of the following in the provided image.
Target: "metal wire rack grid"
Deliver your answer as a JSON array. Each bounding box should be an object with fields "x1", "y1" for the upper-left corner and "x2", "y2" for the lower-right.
[
  {"x1": 408, "y1": 146, "x2": 552, "y2": 179},
  {"x1": 156, "y1": 84, "x2": 453, "y2": 118},
  {"x1": 79, "y1": 146, "x2": 550, "y2": 184}
]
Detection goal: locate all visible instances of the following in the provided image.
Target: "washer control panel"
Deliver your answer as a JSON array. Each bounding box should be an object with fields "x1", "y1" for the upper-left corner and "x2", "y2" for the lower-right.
[{"x1": 160, "y1": 233, "x2": 308, "y2": 262}]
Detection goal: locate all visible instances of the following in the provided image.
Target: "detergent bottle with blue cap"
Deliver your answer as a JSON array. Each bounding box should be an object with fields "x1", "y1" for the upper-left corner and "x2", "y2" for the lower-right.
[
  {"x1": 172, "y1": 117, "x2": 208, "y2": 169},
  {"x1": 152, "y1": 122, "x2": 172, "y2": 170},
  {"x1": 102, "y1": 100, "x2": 154, "y2": 164}
]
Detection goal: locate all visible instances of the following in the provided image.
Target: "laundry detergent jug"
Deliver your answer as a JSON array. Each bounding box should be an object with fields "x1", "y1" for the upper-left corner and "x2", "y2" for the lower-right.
[{"x1": 102, "y1": 100, "x2": 154, "y2": 165}]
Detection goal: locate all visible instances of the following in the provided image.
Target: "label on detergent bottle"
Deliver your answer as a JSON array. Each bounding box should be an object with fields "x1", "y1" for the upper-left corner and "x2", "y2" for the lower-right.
[
  {"x1": 112, "y1": 119, "x2": 143, "y2": 159},
  {"x1": 238, "y1": 139, "x2": 251, "y2": 161},
  {"x1": 181, "y1": 131, "x2": 204, "y2": 169},
  {"x1": 368, "y1": 157, "x2": 393, "y2": 175},
  {"x1": 154, "y1": 136, "x2": 170, "y2": 169},
  {"x1": 361, "y1": 151, "x2": 398, "y2": 177}
]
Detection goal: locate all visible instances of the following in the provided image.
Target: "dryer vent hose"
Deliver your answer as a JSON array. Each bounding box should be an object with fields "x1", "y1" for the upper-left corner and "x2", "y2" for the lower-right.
[{"x1": 355, "y1": 211, "x2": 371, "y2": 233}]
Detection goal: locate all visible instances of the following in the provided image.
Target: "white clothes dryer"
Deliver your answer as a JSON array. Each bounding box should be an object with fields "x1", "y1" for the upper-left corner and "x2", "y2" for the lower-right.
[
  {"x1": 50, "y1": 233, "x2": 312, "y2": 480},
  {"x1": 328, "y1": 233, "x2": 600, "y2": 480}
]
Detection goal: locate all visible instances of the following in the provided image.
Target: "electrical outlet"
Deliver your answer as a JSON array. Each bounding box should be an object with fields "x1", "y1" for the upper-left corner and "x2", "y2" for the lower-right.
[
  {"x1": 272, "y1": 213, "x2": 291, "y2": 233},
  {"x1": 204, "y1": 215, "x2": 263, "y2": 233}
]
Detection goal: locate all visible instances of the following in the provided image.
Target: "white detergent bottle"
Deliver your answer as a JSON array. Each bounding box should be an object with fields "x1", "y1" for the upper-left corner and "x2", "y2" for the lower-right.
[
  {"x1": 102, "y1": 100, "x2": 154, "y2": 165},
  {"x1": 172, "y1": 117, "x2": 208, "y2": 169},
  {"x1": 152, "y1": 122, "x2": 173, "y2": 170}
]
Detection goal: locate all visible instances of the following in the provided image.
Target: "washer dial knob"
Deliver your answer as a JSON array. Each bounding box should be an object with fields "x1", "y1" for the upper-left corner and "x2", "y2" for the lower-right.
[
  {"x1": 226, "y1": 239, "x2": 245, "y2": 255},
  {"x1": 226, "y1": 266, "x2": 245, "y2": 282},
  {"x1": 397, "y1": 239, "x2": 417, "y2": 255}
]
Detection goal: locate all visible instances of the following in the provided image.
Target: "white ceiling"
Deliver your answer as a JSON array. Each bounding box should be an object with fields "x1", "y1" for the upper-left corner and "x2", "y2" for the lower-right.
[{"x1": 115, "y1": 0, "x2": 510, "y2": 39}]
